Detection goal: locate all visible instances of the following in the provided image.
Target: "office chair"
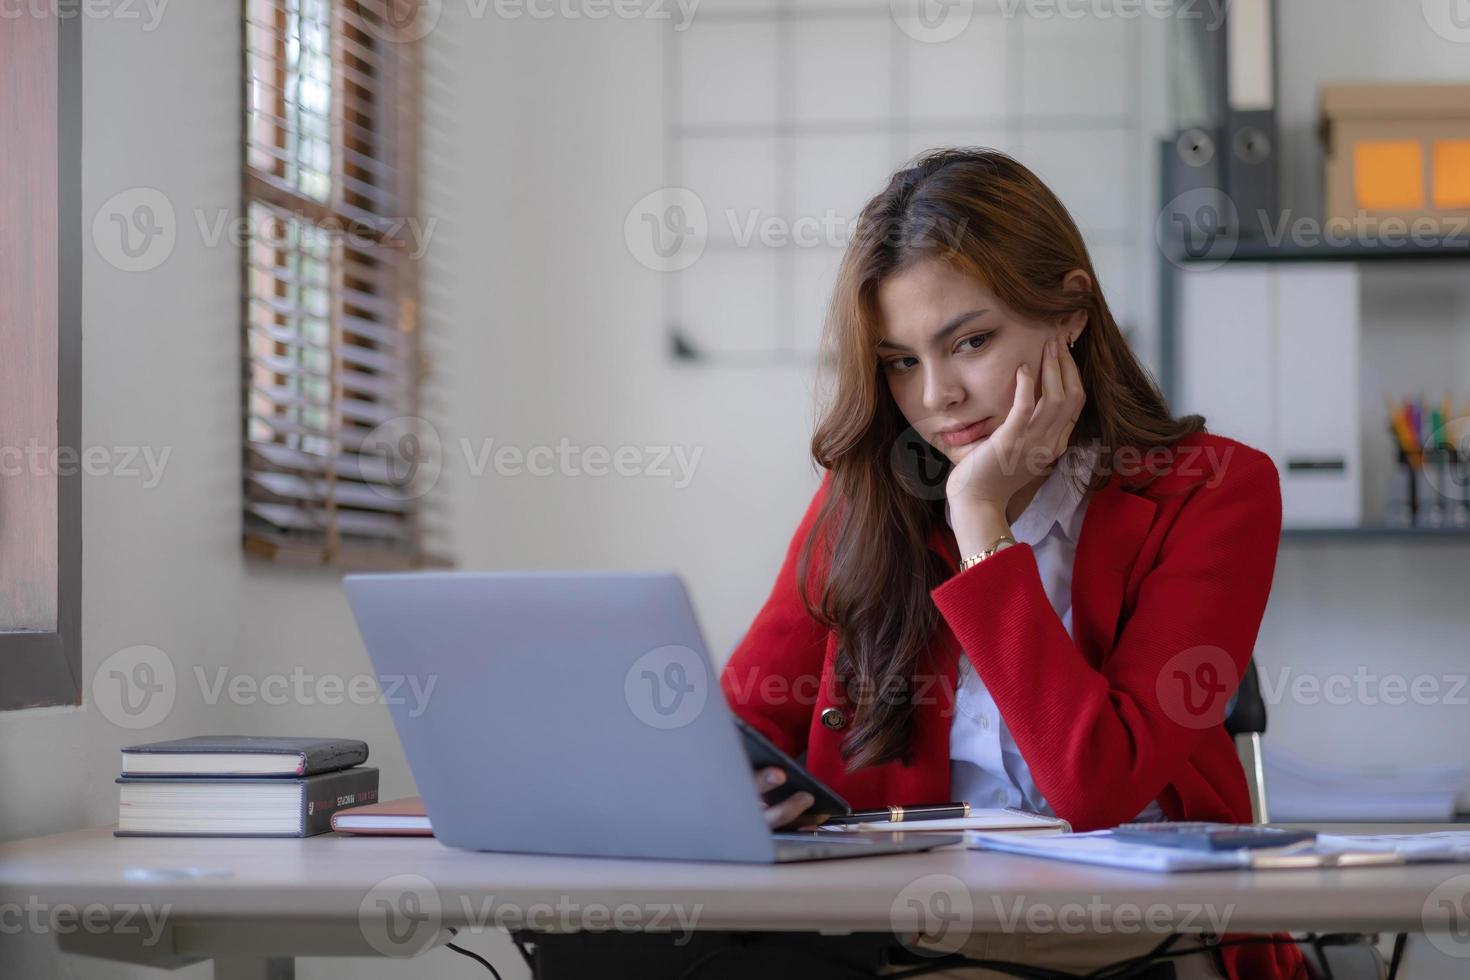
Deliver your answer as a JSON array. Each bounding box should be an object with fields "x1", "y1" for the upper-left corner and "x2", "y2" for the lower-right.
[
  {"x1": 1226, "y1": 661, "x2": 1394, "y2": 980},
  {"x1": 1224, "y1": 658, "x2": 1270, "y2": 823}
]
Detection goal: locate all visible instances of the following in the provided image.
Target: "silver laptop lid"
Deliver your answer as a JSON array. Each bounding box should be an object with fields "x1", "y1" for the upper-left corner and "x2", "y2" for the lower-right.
[{"x1": 344, "y1": 570, "x2": 777, "y2": 862}]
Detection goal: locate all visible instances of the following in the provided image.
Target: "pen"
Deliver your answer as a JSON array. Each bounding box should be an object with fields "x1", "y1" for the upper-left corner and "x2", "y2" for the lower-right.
[
  {"x1": 821, "y1": 802, "x2": 971, "y2": 825},
  {"x1": 1390, "y1": 400, "x2": 1421, "y2": 469}
]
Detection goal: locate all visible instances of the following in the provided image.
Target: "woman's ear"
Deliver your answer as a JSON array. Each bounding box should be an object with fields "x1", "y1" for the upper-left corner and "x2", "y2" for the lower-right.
[
  {"x1": 1061, "y1": 268, "x2": 1093, "y2": 295},
  {"x1": 1059, "y1": 314, "x2": 1087, "y2": 345},
  {"x1": 1059, "y1": 268, "x2": 1092, "y2": 345}
]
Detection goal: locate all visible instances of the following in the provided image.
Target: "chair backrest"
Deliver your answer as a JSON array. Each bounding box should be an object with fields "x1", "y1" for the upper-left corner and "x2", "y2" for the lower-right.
[
  {"x1": 1224, "y1": 658, "x2": 1267, "y2": 737},
  {"x1": 1224, "y1": 658, "x2": 1270, "y2": 823}
]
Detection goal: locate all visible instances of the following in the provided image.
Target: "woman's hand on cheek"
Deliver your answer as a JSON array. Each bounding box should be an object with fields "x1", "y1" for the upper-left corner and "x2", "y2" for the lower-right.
[{"x1": 944, "y1": 337, "x2": 1086, "y2": 512}]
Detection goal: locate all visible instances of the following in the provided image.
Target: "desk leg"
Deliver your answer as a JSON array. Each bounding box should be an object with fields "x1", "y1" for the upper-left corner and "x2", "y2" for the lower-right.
[{"x1": 214, "y1": 956, "x2": 295, "y2": 980}]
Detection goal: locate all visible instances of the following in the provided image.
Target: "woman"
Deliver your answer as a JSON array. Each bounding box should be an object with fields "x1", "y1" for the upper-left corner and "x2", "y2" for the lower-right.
[{"x1": 720, "y1": 149, "x2": 1306, "y2": 980}]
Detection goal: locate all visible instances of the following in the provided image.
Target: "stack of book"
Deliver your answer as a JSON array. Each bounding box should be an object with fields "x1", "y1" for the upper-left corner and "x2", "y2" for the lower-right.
[{"x1": 115, "y1": 736, "x2": 379, "y2": 837}]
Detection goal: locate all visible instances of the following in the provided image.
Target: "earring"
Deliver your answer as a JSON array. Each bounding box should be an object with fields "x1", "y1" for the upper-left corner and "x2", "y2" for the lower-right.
[{"x1": 1066, "y1": 335, "x2": 1076, "y2": 350}]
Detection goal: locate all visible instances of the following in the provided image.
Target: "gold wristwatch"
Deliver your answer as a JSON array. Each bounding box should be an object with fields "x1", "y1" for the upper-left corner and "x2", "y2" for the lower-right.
[{"x1": 959, "y1": 533, "x2": 1016, "y2": 572}]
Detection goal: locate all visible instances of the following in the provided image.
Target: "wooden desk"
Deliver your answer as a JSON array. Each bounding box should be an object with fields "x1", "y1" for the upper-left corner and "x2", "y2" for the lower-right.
[{"x1": 2, "y1": 825, "x2": 1466, "y2": 978}]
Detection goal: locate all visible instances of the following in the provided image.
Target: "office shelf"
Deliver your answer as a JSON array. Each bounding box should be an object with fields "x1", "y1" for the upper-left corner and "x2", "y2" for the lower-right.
[
  {"x1": 1169, "y1": 237, "x2": 1470, "y2": 264},
  {"x1": 1281, "y1": 524, "x2": 1470, "y2": 541}
]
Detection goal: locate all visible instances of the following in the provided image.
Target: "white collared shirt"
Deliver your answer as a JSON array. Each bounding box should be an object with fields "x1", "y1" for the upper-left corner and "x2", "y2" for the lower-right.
[{"x1": 945, "y1": 447, "x2": 1164, "y2": 822}]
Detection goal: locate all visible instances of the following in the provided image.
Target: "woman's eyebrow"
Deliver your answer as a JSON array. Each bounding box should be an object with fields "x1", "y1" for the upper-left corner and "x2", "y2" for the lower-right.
[{"x1": 876, "y1": 308, "x2": 990, "y2": 353}]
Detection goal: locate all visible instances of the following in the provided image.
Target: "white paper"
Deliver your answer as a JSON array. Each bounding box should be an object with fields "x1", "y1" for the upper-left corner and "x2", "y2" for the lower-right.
[
  {"x1": 1315, "y1": 832, "x2": 1470, "y2": 861},
  {"x1": 966, "y1": 829, "x2": 1470, "y2": 872},
  {"x1": 819, "y1": 808, "x2": 1068, "y2": 834},
  {"x1": 966, "y1": 830, "x2": 1248, "y2": 871},
  {"x1": 1262, "y1": 745, "x2": 1467, "y2": 822}
]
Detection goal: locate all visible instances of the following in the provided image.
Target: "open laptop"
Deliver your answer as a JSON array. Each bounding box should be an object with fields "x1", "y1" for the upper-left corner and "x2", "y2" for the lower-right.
[{"x1": 343, "y1": 570, "x2": 959, "y2": 863}]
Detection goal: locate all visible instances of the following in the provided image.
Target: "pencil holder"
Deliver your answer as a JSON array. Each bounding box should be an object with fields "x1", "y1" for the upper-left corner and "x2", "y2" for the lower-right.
[
  {"x1": 1385, "y1": 446, "x2": 1414, "y2": 528},
  {"x1": 1446, "y1": 446, "x2": 1470, "y2": 529},
  {"x1": 1391, "y1": 443, "x2": 1470, "y2": 528},
  {"x1": 1419, "y1": 447, "x2": 1448, "y2": 528}
]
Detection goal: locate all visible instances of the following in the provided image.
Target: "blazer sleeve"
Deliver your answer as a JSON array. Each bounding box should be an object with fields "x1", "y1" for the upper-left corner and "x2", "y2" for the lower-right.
[
  {"x1": 930, "y1": 451, "x2": 1283, "y2": 830},
  {"x1": 718, "y1": 470, "x2": 834, "y2": 758}
]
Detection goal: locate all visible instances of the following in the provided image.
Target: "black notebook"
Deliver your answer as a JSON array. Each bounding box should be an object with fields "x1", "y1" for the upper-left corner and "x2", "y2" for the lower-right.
[
  {"x1": 120, "y1": 735, "x2": 368, "y2": 777},
  {"x1": 115, "y1": 767, "x2": 380, "y2": 837}
]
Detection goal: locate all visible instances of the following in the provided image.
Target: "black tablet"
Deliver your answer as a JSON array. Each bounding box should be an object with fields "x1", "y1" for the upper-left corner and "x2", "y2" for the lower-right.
[{"x1": 734, "y1": 717, "x2": 852, "y2": 818}]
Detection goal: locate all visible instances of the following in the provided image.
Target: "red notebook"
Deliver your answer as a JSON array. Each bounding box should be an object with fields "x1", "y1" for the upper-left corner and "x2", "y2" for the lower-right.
[{"x1": 331, "y1": 795, "x2": 432, "y2": 836}]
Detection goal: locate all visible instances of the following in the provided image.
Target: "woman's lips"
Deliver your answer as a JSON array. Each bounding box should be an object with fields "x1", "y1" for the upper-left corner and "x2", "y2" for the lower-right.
[{"x1": 937, "y1": 417, "x2": 993, "y2": 448}]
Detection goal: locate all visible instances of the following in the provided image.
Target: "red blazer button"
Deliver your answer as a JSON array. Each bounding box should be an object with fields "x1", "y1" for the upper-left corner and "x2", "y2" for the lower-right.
[{"x1": 820, "y1": 707, "x2": 846, "y2": 730}]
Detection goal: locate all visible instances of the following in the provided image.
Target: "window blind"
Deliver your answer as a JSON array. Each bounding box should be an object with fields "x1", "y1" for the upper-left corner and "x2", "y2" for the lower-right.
[{"x1": 242, "y1": 0, "x2": 442, "y2": 569}]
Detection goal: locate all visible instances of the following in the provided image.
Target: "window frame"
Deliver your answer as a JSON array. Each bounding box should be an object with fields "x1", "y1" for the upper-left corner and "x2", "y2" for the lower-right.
[
  {"x1": 0, "y1": 9, "x2": 83, "y2": 711},
  {"x1": 239, "y1": 0, "x2": 440, "y2": 571}
]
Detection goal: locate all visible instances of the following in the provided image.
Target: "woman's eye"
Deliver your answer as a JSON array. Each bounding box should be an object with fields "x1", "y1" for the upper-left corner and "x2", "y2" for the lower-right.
[
  {"x1": 883, "y1": 356, "x2": 918, "y2": 372},
  {"x1": 957, "y1": 333, "x2": 990, "y2": 353}
]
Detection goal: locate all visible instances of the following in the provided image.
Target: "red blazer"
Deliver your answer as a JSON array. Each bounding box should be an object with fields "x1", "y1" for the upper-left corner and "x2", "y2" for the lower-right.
[{"x1": 720, "y1": 431, "x2": 1306, "y2": 980}]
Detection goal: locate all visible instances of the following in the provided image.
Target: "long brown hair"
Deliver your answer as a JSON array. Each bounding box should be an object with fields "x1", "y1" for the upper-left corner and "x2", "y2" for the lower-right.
[{"x1": 799, "y1": 147, "x2": 1203, "y2": 771}]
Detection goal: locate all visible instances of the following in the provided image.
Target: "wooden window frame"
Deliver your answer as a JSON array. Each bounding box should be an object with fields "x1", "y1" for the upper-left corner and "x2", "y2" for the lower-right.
[
  {"x1": 0, "y1": 10, "x2": 83, "y2": 711},
  {"x1": 240, "y1": 0, "x2": 444, "y2": 571}
]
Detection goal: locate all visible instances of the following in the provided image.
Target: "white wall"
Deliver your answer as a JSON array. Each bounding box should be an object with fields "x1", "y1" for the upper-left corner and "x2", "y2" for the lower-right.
[
  {"x1": 0, "y1": 3, "x2": 810, "y2": 977},
  {"x1": 0, "y1": 2, "x2": 443, "y2": 976}
]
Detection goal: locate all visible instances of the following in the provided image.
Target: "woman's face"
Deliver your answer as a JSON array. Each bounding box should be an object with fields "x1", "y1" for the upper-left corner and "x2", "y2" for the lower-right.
[{"x1": 875, "y1": 257, "x2": 1087, "y2": 465}]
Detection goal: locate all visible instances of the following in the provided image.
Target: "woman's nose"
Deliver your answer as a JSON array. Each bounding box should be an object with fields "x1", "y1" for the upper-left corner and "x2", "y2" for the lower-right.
[{"x1": 921, "y1": 364, "x2": 963, "y2": 412}]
